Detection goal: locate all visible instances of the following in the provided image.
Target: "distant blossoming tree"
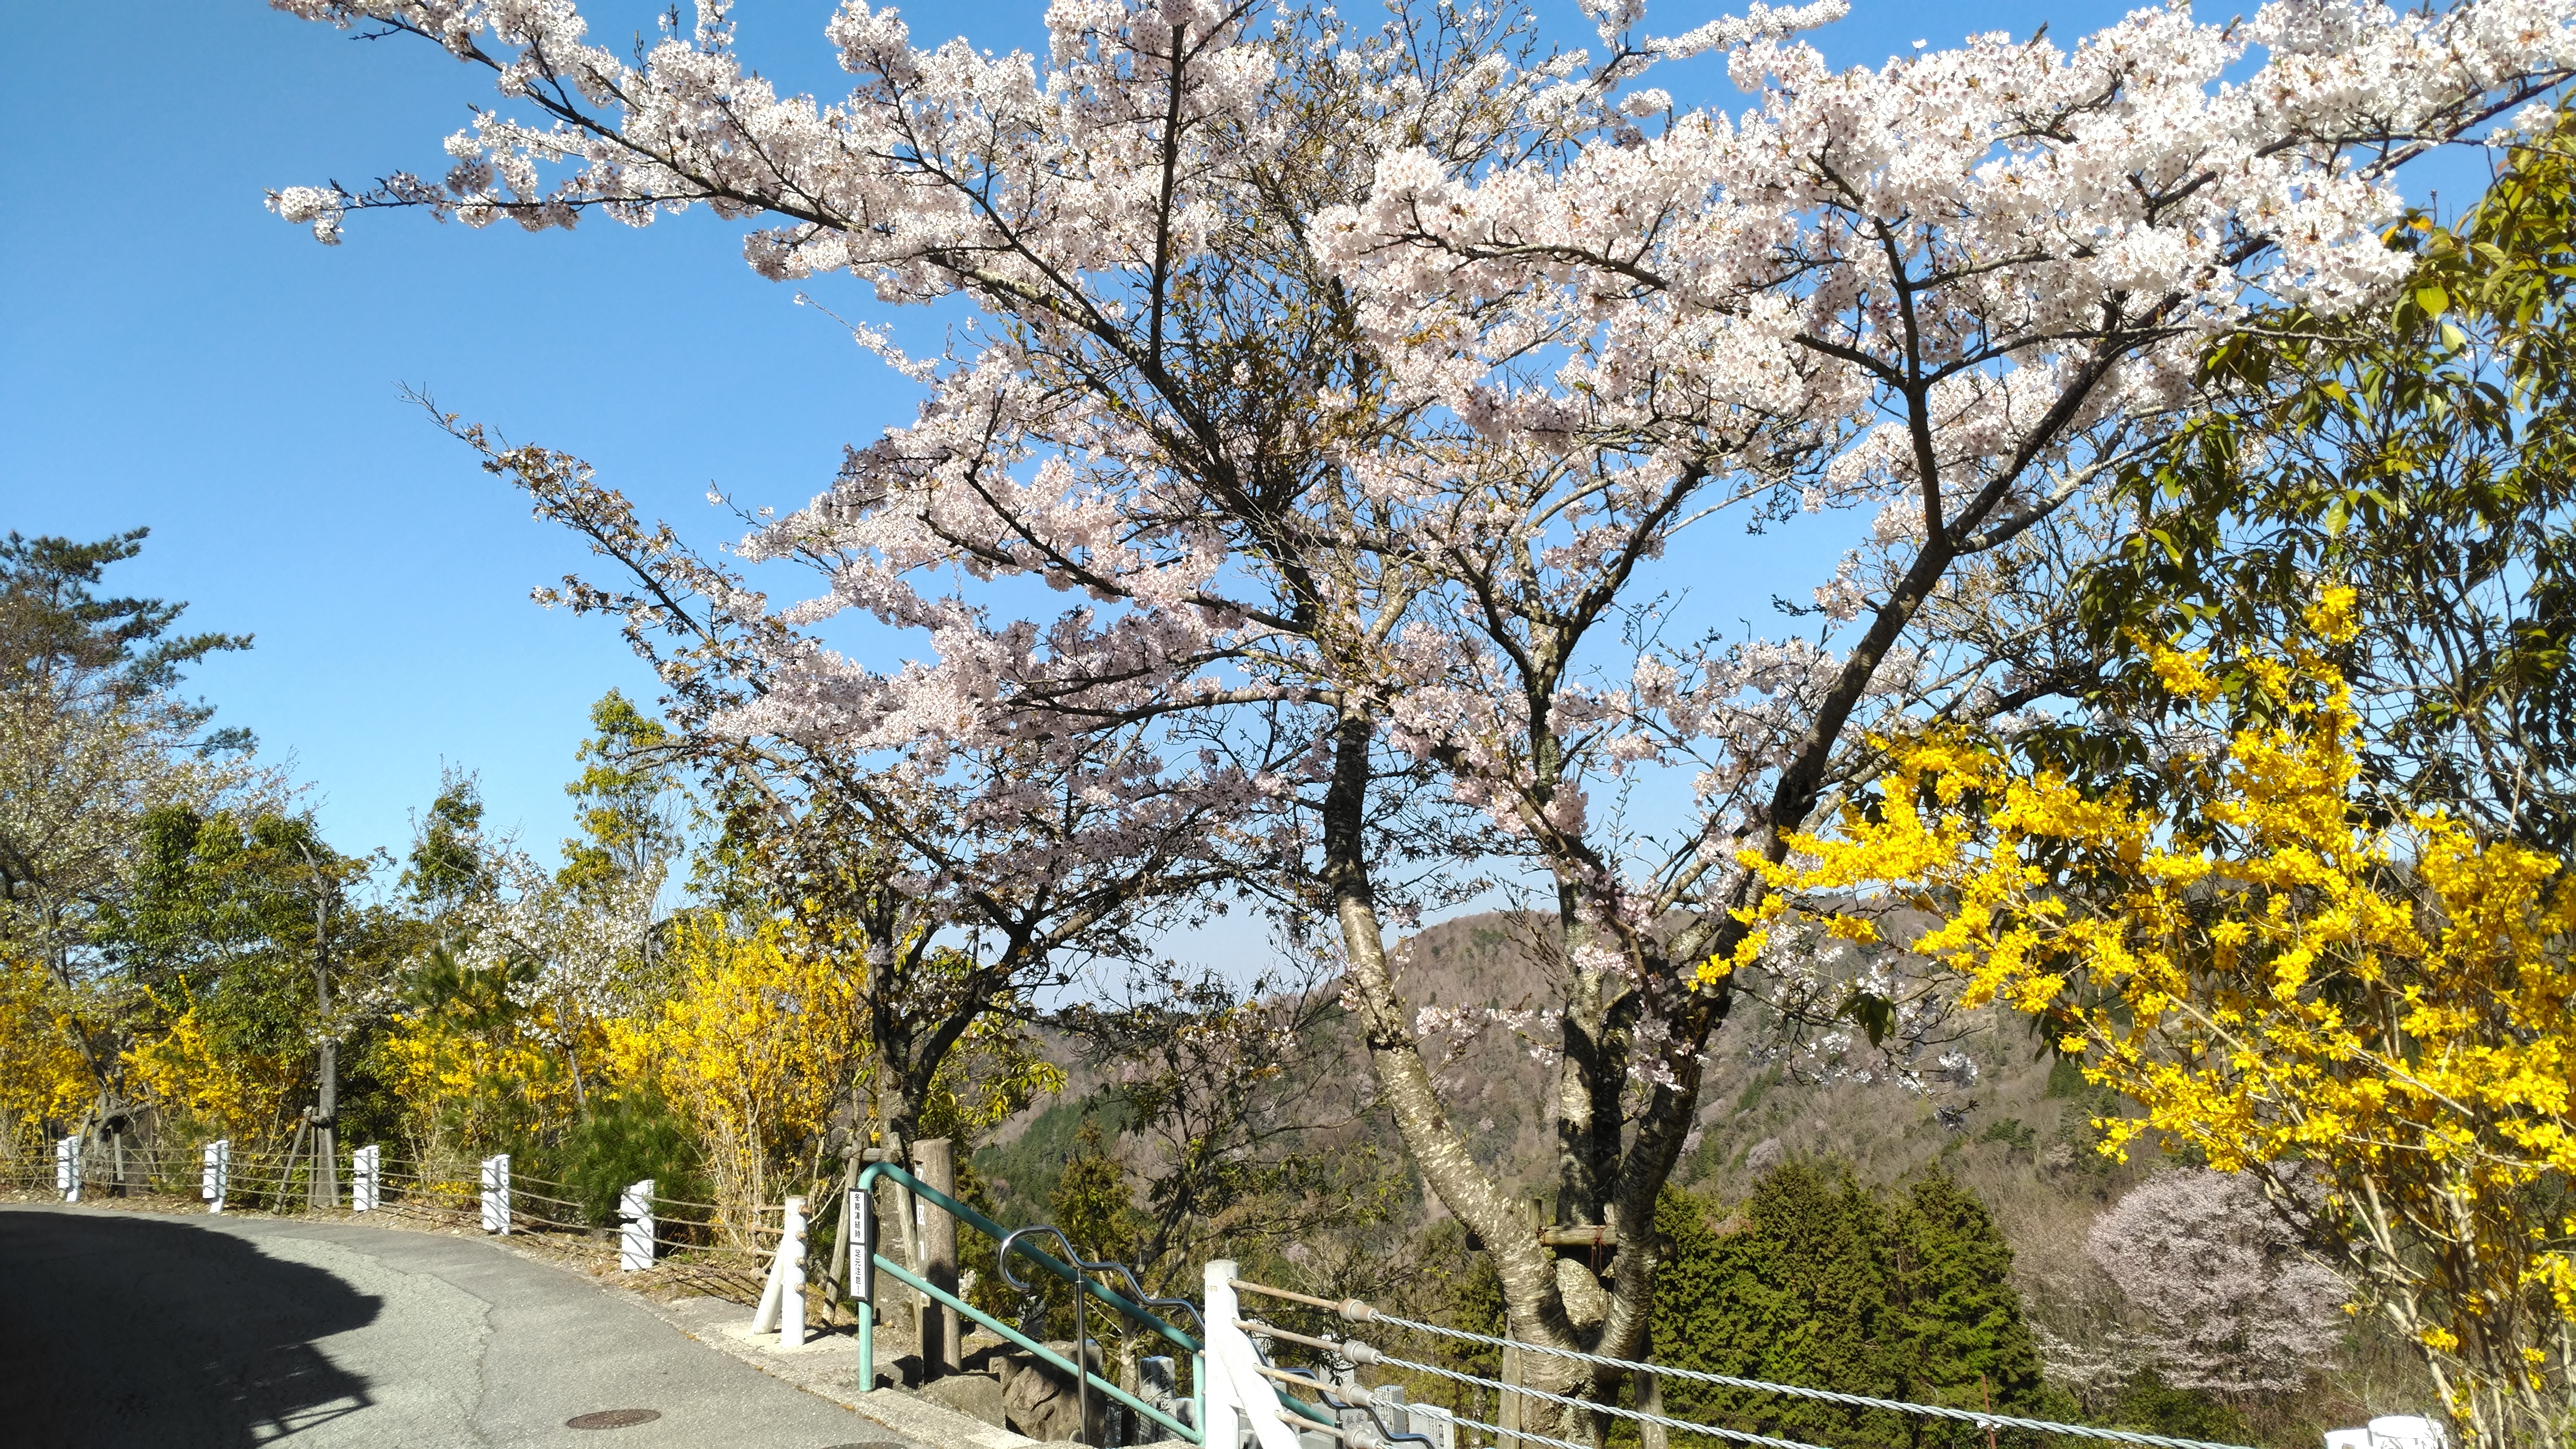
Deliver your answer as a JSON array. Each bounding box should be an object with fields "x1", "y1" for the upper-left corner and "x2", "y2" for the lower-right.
[
  {"x1": 268, "y1": 0, "x2": 2576, "y2": 1419},
  {"x1": 2088, "y1": 1169, "x2": 2349, "y2": 1398}
]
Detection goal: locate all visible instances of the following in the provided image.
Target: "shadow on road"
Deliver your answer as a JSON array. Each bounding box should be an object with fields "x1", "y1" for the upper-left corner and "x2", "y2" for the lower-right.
[{"x1": 0, "y1": 1208, "x2": 383, "y2": 1448}]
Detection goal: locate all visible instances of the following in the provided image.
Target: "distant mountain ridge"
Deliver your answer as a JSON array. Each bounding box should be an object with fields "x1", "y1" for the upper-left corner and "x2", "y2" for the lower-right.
[{"x1": 986, "y1": 908, "x2": 2106, "y2": 1214}]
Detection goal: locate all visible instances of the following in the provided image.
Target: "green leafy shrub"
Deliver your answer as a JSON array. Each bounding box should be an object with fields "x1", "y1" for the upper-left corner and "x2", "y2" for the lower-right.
[{"x1": 2108, "y1": 1369, "x2": 2251, "y2": 1444}]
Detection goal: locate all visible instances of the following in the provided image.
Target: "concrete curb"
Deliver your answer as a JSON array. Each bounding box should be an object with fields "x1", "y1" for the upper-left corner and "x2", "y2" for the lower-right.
[{"x1": 601, "y1": 1277, "x2": 1059, "y2": 1447}]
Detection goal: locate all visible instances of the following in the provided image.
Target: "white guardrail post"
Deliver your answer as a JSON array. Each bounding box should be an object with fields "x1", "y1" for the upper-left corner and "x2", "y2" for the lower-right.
[
  {"x1": 618, "y1": 1179, "x2": 655, "y2": 1271},
  {"x1": 751, "y1": 1196, "x2": 808, "y2": 1347},
  {"x1": 55, "y1": 1136, "x2": 81, "y2": 1203},
  {"x1": 480, "y1": 1153, "x2": 511, "y2": 1234},
  {"x1": 351, "y1": 1145, "x2": 380, "y2": 1212},
  {"x1": 1205, "y1": 1259, "x2": 1302, "y2": 1449},
  {"x1": 201, "y1": 1139, "x2": 230, "y2": 1213}
]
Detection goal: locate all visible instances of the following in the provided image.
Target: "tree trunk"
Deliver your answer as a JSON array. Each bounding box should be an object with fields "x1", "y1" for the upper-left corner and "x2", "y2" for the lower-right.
[{"x1": 1319, "y1": 711, "x2": 1592, "y2": 1427}]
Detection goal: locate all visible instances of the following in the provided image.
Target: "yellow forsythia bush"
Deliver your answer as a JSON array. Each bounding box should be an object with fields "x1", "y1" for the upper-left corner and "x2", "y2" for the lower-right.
[
  {"x1": 0, "y1": 955, "x2": 92, "y2": 1157},
  {"x1": 122, "y1": 987, "x2": 302, "y2": 1150},
  {"x1": 1758, "y1": 588, "x2": 2576, "y2": 1445},
  {"x1": 603, "y1": 916, "x2": 865, "y2": 1243},
  {"x1": 377, "y1": 1010, "x2": 577, "y2": 1164}
]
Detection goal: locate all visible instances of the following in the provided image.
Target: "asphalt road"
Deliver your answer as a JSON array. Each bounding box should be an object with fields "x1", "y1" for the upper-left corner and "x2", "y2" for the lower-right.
[{"x1": 0, "y1": 1204, "x2": 920, "y2": 1449}]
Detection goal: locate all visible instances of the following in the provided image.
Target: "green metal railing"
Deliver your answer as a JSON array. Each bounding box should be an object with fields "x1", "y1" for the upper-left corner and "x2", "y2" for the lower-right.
[{"x1": 851, "y1": 1161, "x2": 1209, "y2": 1444}]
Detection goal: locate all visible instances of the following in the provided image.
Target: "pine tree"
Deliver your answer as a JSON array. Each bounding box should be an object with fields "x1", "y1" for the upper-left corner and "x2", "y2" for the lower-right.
[{"x1": 1652, "y1": 1160, "x2": 1905, "y2": 1445}]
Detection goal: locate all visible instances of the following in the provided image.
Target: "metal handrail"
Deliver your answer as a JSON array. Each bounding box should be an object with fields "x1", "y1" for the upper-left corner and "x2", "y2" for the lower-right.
[
  {"x1": 997, "y1": 1223, "x2": 1206, "y2": 1332},
  {"x1": 853, "y1": 1161, "x2": 1203, "y2": 1353},
  {"x1": 999, "y1": 1225, "x2": 1098, "y2": 1444},
  {"x1": 852, "y1": 1160, "x2": 1206, "y2": 1443},
  {"x1": 875, "y1": 1253, "x2": 1197, "y2": 1443}
]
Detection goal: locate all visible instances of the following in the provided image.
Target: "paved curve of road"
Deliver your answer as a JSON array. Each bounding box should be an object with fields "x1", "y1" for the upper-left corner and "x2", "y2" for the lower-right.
[{"x1": 0, "y1": 1204, "x2": 925, "y2": 1449}]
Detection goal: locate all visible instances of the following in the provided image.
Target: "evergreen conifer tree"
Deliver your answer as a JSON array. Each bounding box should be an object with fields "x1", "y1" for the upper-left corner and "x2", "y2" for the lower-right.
[
  {"x1": 1885, "y1": 1171, "x2": 2050, "y2": 1442},
  {"x1": 1649, "y1": 1160, "x2": 2049, "y2": 1448}
]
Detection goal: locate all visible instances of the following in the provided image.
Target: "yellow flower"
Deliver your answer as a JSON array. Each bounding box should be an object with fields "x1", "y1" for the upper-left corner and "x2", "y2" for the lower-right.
[{"x1": 1766, "y1": 617, "x2": 2576, "y2": 1434}]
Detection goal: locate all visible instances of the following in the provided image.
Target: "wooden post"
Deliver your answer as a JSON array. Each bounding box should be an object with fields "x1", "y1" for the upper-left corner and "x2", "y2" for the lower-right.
[
  {"x1": 272, "y1": 1119, "x2": 309, "y2": 1213},
  {"x1": 913, "y1": 1137, "x2": 958, "y2": 1380},
  {"x1": 1640, "y1": 1368, "x2": 1665, "y2": 1449}
]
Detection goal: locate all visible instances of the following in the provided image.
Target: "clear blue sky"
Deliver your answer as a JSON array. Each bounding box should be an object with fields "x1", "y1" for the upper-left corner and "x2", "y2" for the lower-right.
[{"x1": 1, "y1": 0, "x2": 2466, "y2": 885}]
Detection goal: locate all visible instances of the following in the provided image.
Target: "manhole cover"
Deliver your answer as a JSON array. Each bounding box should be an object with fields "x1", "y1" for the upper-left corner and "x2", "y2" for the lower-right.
[{"x1": 566, "y1": 1409, "x2": 663, "y2": 1430}]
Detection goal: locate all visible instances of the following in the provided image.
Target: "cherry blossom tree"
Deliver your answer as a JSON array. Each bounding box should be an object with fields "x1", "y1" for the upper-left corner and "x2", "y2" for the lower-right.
[
  {"x1": 268, "y1": 0, "x2": 2576, "y2": 1418},
  {"x1": 2088, "y1": 1169, "x2": 2349, "y2": 1399},
  {"x1": 447, "y1": 842, "x2": 658, "y2": 1109},
  {"x1": 425, "y1": 419, "x2": 1288, "y2": 1152}
]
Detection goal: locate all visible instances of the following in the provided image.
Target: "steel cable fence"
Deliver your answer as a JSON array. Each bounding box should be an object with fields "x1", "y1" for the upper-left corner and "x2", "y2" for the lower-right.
[{"x1": 1231, "y1": 1278, "x2": 2272, "y2": 1449}]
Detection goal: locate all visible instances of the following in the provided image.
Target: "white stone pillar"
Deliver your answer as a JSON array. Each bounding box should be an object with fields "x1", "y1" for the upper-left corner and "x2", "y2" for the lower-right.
[
  {"x1": 618, "y1": 1179, "x2": 655, "y2": 1271},
  {"x1": 351, "y1": 1145, "x2": 381, "y2": 1212},
  {"x1": 480, "y1": 1153, "x2": 511, "y2": 1234},
  {"x1": 55, "y1": 1136, "x2": 81, "y2": 1203},
  {"x1": 751, "y1": 1196, "x2": 809, "y2": 1347},
  {"x1": 202, "y1": 1139, "x2": 230, "y2": 1214}
]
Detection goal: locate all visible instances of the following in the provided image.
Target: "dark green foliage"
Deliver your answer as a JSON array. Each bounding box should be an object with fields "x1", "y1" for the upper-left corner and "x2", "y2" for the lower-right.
[
  {"x1": 1885, "y1": 1173, "x2": 2048, "y2": 1417},
  {"x1": 1050, "y1": 1118, "x2": 1142, "y2": 1268},
  {"x1": 1738, "y1": 1067, "x2": 1782, "y2": 1114},
  {"x1": 103, "y1": 806, "x2": 385, "y2": 1060},
  {"x1": 2106, "y1": 1370, "x2": 2250, "y2": 1445},
  {"x1": 555, "y1": 1088, "x2": 708, "y2": 1228},
  {"x1": 1651, "y1": 1162, "x2": 2050, "y2": 1449},
  {"x1": 403, "y1": 771, "x2": 489, "y2": 916},
  {"x1": 329, "y1": 1040, "x2": 403, "y2": 1151},
  {"x1": 1450, "y1": 1242, "x2": 1506, "y2": 1383},
  {"x1": 560, "y1": 691, "x2": 679, "y2": 903},
  {"x1": 947, "y1": 1152, "x2": 1023, "y2": 1322},
  {"x1": 987, "y1": 1119, "x2": 1148, "y2": 1341},
  {"x1": 971, "y1": 1092, "x2": 1135, "y2": 1225},
  {"x1": 1977, "y1": 1118, "x2": 2037, "y2": 1155},
  {"x1": 2044, "y1": 1057, "x2": 2090, "y2": 1099}
]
